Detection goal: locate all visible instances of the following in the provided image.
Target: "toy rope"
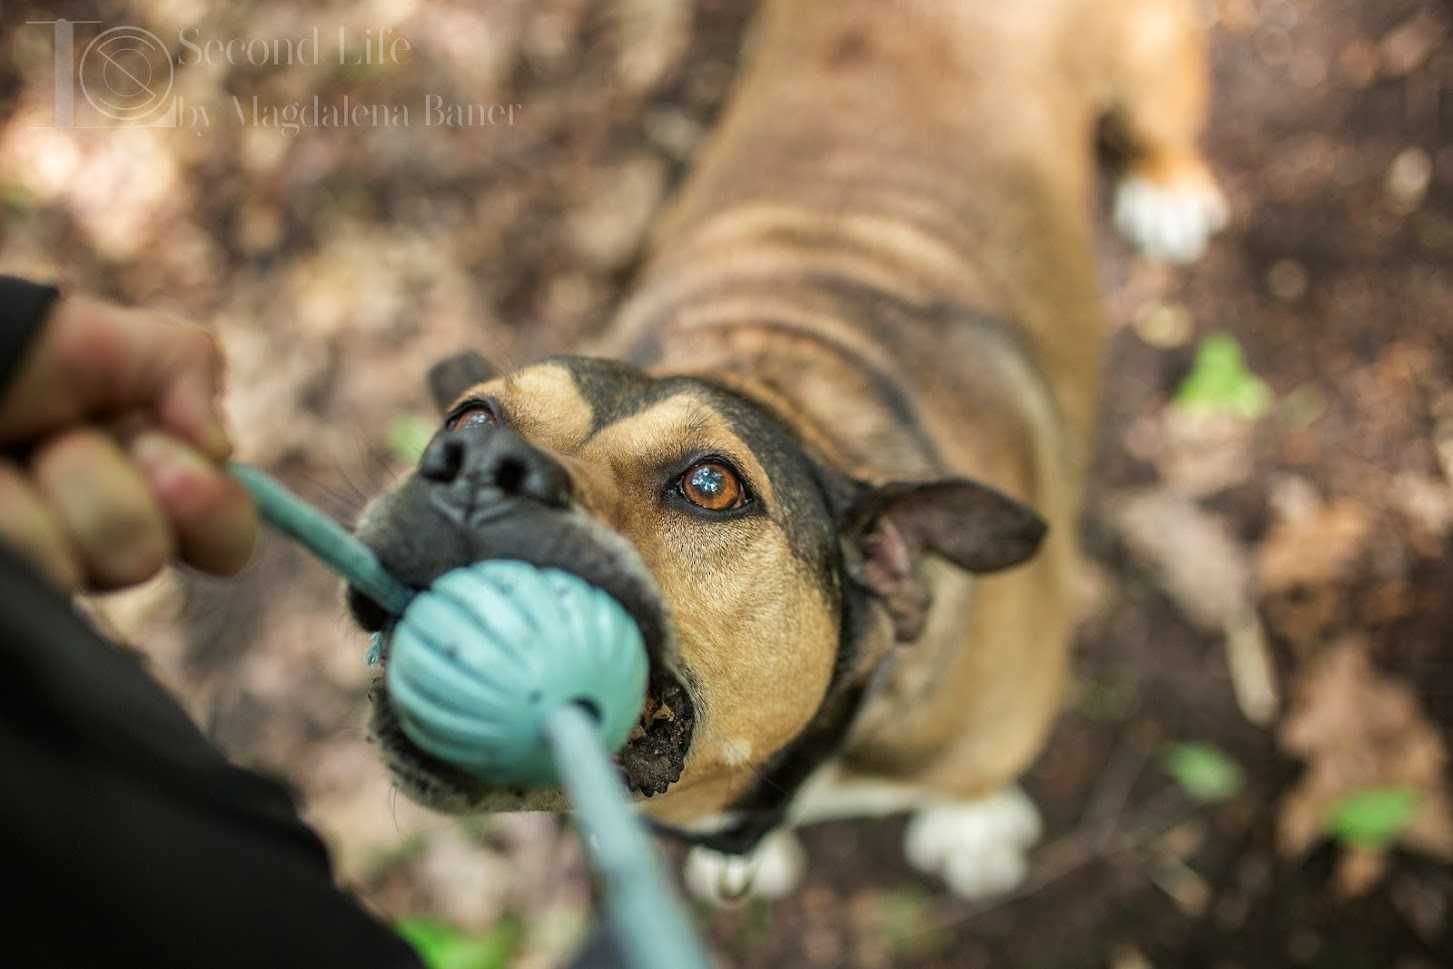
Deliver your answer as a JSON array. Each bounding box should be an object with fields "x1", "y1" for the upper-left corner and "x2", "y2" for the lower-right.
[{"x1": 229, "y1": 463, "x2": 709, "y2": 969}]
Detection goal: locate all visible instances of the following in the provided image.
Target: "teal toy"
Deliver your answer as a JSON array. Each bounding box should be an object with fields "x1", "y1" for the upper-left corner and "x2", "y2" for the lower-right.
[
  {"x1": 229, "y1": 464, "x2": 708, "y2": 969},
  {"x1": 385, "y1": 561, "x2": 646, "y2": 786}
]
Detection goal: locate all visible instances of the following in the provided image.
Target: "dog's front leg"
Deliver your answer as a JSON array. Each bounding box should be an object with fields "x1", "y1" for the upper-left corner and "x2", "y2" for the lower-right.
[{"x1": 683, "y1": 829, "x2": 807, "y2": 905}]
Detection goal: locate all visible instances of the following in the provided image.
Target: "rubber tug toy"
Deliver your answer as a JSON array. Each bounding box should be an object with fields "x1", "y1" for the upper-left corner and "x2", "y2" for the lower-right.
[{"x1": 230, "y1": 464, "x2": 709, "y2": 969}]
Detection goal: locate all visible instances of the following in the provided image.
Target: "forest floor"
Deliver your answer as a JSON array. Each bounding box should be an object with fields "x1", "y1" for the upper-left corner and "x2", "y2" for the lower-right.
[{"x1": 1, "y1": 1, "x2": 1450, "y2": 966}]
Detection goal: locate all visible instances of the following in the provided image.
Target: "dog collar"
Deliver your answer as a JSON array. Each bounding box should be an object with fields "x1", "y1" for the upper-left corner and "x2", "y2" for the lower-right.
[{"x1": 651, "y1": 679, "x2": 869, "y2": 854}]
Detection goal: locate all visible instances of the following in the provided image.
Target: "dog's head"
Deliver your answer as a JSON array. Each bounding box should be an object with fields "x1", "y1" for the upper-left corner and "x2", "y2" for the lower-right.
[{"x1": 349, "y1": 352, "x2": 1045, "y2": 820}]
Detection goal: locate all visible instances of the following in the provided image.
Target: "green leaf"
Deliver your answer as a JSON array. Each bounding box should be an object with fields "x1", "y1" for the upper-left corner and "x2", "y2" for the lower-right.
[
  {"x1": 387, "y1": 413, "x2": 435, "y2": 465},
  {"x1": 1163, "y1": 742, "x2": 1244, "y2": 803},
  {"x1": 396, "y1": 916, "x2": 522, "y2": 969},
  {"x1": 1172, "y1": 332, "x2": 1272, "y2": 419},
  {"x1": 1, "y1": 182, "x2": 32, "y2": 210},
  {"x1": 876, "y1": 887, "x2": 946, "y2": 958},
  {"x1": 1326, "y1": 787, "x2": 1421, "y2": 849}
]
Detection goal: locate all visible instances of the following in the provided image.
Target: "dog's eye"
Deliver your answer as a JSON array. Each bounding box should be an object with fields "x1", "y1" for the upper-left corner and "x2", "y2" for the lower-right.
[
  {"x1": 679, "y1": 460, "x2": 747, "y2": 512},
  {"x1": 446, "y1": 401, "x2": 497, "y2": 431}
]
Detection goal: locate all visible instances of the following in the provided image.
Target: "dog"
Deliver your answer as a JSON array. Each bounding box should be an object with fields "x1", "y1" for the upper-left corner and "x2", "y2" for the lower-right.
[{"x1": 348, "y1": 0, "x2": 1225, "y2": 902}]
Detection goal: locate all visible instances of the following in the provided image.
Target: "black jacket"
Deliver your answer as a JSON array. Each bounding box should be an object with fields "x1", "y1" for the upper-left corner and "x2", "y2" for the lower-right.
[
  {"x1": 0, "y1": 276, "x2": 629, "y2": 969},
  {"x1": 0, "y1": 275, "x2": 423, "y2": 968}
]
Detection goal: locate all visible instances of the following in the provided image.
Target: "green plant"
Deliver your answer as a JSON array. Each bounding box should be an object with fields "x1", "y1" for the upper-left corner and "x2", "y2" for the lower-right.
[
  {"x1": 387, "y1": 413, "x2": 435, "y2": 464},
  {"x1": 1163, "y1": 742, "x2": 1244, "y2": 803},
  {"x1": 1325, "y1": 787, "x2": 1421, "y2": 850},
  {"x1": 1173, "y1": 332, "x2": 1272, "y2": 419},
  {"x1": 396, "y1": 915, "x2": 523, "y2": 969}
]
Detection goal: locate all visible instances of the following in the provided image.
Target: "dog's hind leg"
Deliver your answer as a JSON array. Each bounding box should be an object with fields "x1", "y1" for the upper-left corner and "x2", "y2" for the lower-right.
[{"x1": 1102, "y1": 0, "x2": 1227, "y2": 263}]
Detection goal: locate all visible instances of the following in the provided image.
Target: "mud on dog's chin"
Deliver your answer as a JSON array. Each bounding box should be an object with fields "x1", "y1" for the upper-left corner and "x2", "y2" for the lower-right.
[
  {"x1": 346, "y1": 499, "x2": 698, "y2": 808},
  {"x1": 365, "y1": 662, "x2": 696, "y2": 813}
]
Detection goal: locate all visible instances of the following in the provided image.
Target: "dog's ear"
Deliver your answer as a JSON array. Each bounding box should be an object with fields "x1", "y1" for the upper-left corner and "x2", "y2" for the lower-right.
[
  {"x1": 839, "y1": 478, "x2": 1047, "y2": 641},
  {"x1": 426, "y1": 352, "x2": 496, "y2": 412}
]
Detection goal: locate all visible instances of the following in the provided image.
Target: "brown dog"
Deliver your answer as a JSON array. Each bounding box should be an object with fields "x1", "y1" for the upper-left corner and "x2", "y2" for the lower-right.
[{"x1": 349, "y1": 0, "x2": 1224, "y2": 901}]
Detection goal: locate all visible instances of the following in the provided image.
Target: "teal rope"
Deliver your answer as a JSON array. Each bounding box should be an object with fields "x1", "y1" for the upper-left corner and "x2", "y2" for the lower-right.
[
  {"x1": 229, "y1": 464, "x2": 709, "y2": 969},
  {"x1": 546, "y1": 704, "x2": 709, "y2": 969},
  {"x1": 229, "y1": 464, "x2": 412, "y2": 615}
]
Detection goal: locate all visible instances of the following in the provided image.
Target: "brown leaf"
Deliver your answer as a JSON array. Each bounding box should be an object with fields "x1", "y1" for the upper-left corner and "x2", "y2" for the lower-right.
[
  {"x1": 1380, "y1": 12, "x2": 1448, "y2": 77},
  {"x1": 1125, "y1": 410, "x2": 1256, "y2": 497},
  {"x1": 1277, "y1": 638, "x2": 1453, "y2": 893},
  {"x1": 1111, "y1": 489, "x2": 1251, "y2": 631},
  {"x1": 1111, "y1": 489, "x2": 1279, "y2": 722},
  {"x1": 1257, "y1": 499, "x2": 1371, "y2": 593},
  {"x1": 1335, "y1": 847, "x2": 1389, "y2": 899}
]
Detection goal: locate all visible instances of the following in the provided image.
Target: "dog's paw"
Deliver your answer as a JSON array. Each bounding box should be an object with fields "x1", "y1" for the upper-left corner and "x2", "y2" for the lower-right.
[
  {"x1": 1113, "y1": 163, "x2": 1228, "y2": 265},
  {"x1": 903, "y1": 786, "x2": 1042, "y2": 900},
  {"x1": 683, "y1": 829, "x2": 805, "y2": 906}
]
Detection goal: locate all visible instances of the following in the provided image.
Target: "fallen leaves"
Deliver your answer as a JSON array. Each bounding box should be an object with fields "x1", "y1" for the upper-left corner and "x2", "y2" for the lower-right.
[
  {"x1": 1122, "y1": 334, "x2": 1273, "y2": 497},
  {"x1": 1110, "y1": 489, "x2": 1279, "y2": 724},
  {"x1": 1378, "y1": 11, "x2": 1448, "y2": 78},
  {"x1": 1255, "y1": 493, "x2": 1373, "y2": 650},
  {"x1": 566, "y1": 154, "x2": 668, "y2": 270},
  {"x1": 1255, "y1": 496, "x2": 1452, "y2": 899},
  {"x1": 1278, "y1": 638, "x2": 1453, "y2": 897},
  {"x1": 1256, "y1": 499, "x2": 1372, "y2": 595},
  {"x1": 1124, "y1": 409, "x2": 1257, "y2": 496}
]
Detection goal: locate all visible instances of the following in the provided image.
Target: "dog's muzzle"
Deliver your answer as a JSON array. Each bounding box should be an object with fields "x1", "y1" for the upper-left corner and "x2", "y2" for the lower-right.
[{"x1": 347, "y1": 425, "x2": 695, "y2": 802}]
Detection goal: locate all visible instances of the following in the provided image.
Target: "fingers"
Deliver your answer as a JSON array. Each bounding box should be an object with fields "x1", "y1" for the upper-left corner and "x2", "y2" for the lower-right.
[
  {"x1": 0, "y1": 296, "x2": 233, "y2": 460},
  {"x1": 138, "y1": 318, "x2": 234, "y2": 461},
  {"x1": 30, "y1": 429, "x2": 173, "y2": 589},
  {"x1": 0, "y1": 292, "x2": 252, "y2": 592},
  {"x1": 0, "y1": 460, "x2": 82, "y2": 592},
  {"x1": 12, "y1": 428, "x2": 257, "y2": 591},
  {"x1": 126, "y1": 429, "x2": 257, "y2": 575}
]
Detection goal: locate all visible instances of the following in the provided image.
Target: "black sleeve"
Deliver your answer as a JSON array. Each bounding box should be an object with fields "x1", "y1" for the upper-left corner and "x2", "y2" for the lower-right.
[
  {"x1": 0, "y1": 277, "x2": 616, "y2": 968},
  {"x1": 0, "y1": 274, "x2": 61, "y2": 394},
  {"x1": 0, "y1": 542, "x2": 424, "y2": 969}
]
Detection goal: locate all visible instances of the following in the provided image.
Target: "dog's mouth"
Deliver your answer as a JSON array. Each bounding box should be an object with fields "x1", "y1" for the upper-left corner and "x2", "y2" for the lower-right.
[
  {"x1": 348, "y1": 497, "x2": 697, "y2": 804},
  {"x1": 364, "y1": 655, "x2": 695, "y2": 804}
]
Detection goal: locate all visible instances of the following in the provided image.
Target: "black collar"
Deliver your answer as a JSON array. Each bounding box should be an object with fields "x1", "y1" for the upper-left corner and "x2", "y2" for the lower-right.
[{"x1": 650, "y1": 679, "x2": 869, "y2": 854}]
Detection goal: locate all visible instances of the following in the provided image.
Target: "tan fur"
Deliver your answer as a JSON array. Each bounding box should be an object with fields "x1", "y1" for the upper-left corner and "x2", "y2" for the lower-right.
[
  {"x1": 418, "y1": 0, "x2": 1217, "y2": 824},
  {"x1": 446, "y1": 365, "x2": 841, "y2": 821},
  {"x1": 587, "y1": 0, "x2": 1217, "y2": 806}
]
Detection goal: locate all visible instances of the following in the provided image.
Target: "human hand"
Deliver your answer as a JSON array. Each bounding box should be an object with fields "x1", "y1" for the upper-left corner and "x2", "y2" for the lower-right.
[{"x1": 0, "y1": 295, "x2": 257, "y2": 591}]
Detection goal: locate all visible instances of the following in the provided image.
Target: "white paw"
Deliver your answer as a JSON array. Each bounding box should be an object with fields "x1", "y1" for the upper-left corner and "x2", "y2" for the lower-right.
[
  {"x1": 683, "y1": 829, "x2": 805, "y2": 906},
  {"x1": 904, "y1": 787, "x2": 1043, "y2": 900},
  {"x1": 1113, "y1": 173, "x2": 1228, "y2": 264}
]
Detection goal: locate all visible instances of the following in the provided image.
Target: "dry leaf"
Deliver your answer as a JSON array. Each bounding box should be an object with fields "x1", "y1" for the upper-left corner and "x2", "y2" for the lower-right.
[
  {"x1": 1125, "y1": 410, "x2": 1256, "y2": 497},
  {"x1": 1112, "y1": 489, "x2": 1250, "y2": 631},
  {"x1": 1379, "y1": 13, "x2": 1448, "y2": 77},
  {"x1": 1278, "y1": 639, "x2": 1453, "y2": 896},
  {"x1": 1257, "y1": 499, "x2": 1371, "y2": 593},
  {"x1": 1336, "y1": 846, "x2": 1389, "y2": 898},
  {"x1": 1111, "y1": 490, "x2": 1279, "y2": 722}
]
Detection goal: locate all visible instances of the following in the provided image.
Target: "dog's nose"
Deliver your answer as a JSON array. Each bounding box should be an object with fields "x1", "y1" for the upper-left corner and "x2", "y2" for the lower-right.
[{"x1": 419, "y1": 427, "x2": 572, "y2": 508}]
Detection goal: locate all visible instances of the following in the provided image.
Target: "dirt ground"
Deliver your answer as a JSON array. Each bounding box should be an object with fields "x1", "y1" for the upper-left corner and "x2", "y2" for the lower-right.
[{"x1": 1, "y1": 1, "x2": 1450, "y2": 967}]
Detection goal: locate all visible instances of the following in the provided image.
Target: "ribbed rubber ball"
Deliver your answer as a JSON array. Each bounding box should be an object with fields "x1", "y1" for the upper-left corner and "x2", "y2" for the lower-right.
[{"x1": 384, "y1": 560, "x2": 648, "y2": 787}]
